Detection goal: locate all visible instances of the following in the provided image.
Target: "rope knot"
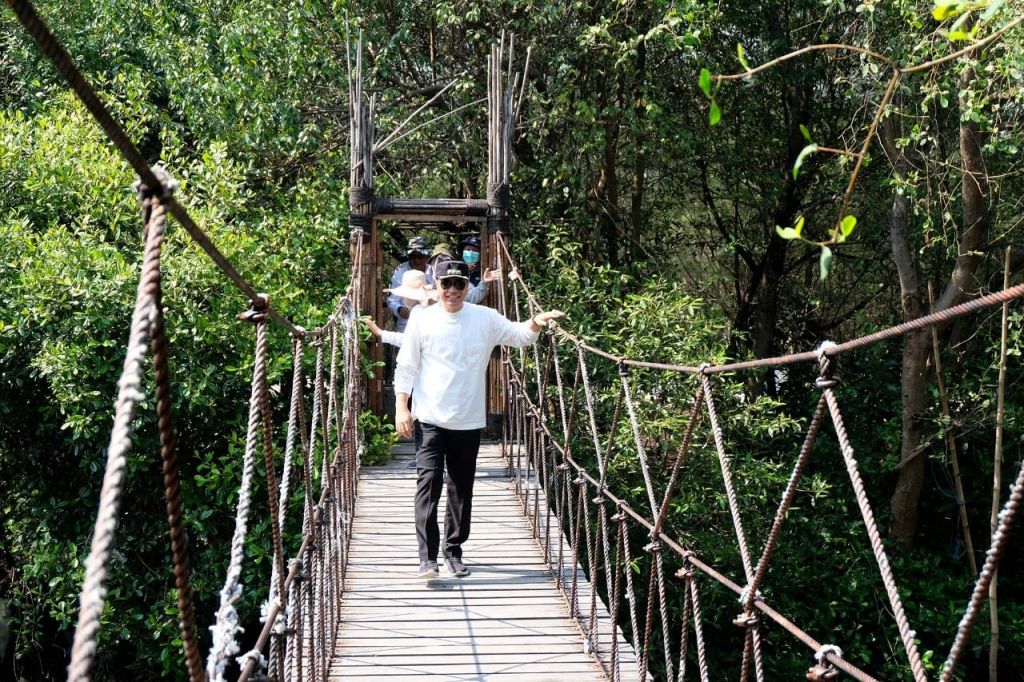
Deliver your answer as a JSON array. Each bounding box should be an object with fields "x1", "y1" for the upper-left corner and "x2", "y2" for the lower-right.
[
  {"x1": 237, "y1": 294, "x2": 270, "y2": 323},
  {"x1": 133, "y1": 164, "x2": 178, "y2": 203},
  {"x1": 738, "y1": 585, "x2": 763, "y2": 605},
  {"x1": 698, "y1": 362, "x2": 711, "y2": 376},
  {"x1": 643, "y1": 540, "x2": 661, "y2": 554},
  {"x1": 617, "y1": 360, "x2": 629, "y2": 377},
  {"x1": 816, "y1": 341, "x2": 839, "y2": 385},
  {"x1": 235, "y1": 648, "x2": 266, "y2": 674},
  {"x1": 732, "y1": 612, "x2": 759, "y2": 628},
  {"x1": 807, "y1": 644, "x2": 843, "y2": 680}
]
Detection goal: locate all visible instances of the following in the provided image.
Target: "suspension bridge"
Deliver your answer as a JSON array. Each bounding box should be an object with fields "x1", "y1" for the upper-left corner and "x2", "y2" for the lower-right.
[{"x1": 6, "y1": 1, "x2": 1024, "y2": 680}]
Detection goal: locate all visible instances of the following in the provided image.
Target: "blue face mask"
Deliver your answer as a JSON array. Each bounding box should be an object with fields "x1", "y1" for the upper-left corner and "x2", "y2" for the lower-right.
[{"x1": 463, "y1": 250, "x2": 480, "y2": 265}]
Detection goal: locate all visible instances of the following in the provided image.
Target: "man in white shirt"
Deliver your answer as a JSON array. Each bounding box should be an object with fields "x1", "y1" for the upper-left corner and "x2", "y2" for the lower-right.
[{"x1": 394, "y1": 261, "x2": 563, "y2": 578}]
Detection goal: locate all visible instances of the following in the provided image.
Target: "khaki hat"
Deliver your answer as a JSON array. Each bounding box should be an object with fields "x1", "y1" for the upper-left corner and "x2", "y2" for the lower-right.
[{"x1": 386, "y1": 269, "x2": 437, "y2": 303}]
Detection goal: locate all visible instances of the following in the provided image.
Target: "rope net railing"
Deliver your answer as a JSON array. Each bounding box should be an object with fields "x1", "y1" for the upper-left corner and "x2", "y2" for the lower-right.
[
  {"x1": 3, "y1": 2, "x2": 373, "y2": 681},
  {"x1": 492, "y1": 232, "x2": 1024, "y2": 681}
]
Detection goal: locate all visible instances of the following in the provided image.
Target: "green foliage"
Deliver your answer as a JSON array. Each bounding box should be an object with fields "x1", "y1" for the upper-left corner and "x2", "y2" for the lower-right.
[
  {"x1": 1, "y1": 2, "x2": 350, "y2": 677},
  {"x1": 358, "y1": 411, "x2": 398, "y2": 467},
  {"x1": 2, "y1": 0, "x2": 1022, "y2": 678}
]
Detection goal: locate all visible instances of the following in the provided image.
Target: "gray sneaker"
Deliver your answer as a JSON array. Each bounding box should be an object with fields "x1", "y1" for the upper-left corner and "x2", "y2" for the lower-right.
[
  {"x1": 444, "y1": 556, "x2": 470, "y2": 577},
  {"x1": 417, "y1": 561, "x2": 438, "y2": 578},
  {"x1": 406, "y1": 458, "x2": 417, "y2": 469}
]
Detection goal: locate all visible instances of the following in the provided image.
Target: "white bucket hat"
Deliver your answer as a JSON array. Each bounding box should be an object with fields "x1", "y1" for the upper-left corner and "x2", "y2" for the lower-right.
[{"x1": 386, "y1": 269, "x2": 437, "y2": 304}]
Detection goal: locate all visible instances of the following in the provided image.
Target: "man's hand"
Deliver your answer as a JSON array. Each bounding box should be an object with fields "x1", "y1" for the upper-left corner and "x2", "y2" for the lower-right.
[
  {"x1": 482, "y1": 268, "x2": 503, "y2": 283},
  {"x1": 395, "y1": 400, "x2": 414, "y2": 439},
  {"x1": 531, "y1": 310, "x2": 565, "y2": 331}
]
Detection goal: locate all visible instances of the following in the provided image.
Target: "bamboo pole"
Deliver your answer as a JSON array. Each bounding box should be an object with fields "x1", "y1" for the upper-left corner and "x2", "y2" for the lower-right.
[
  {"x1": 989, "y1": 247, "x2": 1011, "y2": 681},
  {"x1": 928, "y1": 282, "x2": 978, "y2": 577}
]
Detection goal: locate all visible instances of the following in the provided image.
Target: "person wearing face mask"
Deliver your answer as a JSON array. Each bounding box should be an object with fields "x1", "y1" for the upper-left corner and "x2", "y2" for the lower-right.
[
  {"x1": 458, "y1": 235, "x2": 484, "y2": 285},
  {"x1": 394, "y1": 260, "x2": 564, "y2": 579}
]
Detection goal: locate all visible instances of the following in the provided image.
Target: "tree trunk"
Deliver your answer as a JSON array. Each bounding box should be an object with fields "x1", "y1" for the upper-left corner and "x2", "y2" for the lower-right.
[
  {"x1": 747, "y1": 82, "x2": 808, "y2": 395},
  {"x1": 592, "y1": 69, "x2": 622, "y2": 268},
  {"x1": 886, "y1": 63, "x2": 989, "y2": 545},
  {"x1": 629, "y1": 34, "x2": 647, "y2": 263},
  {"x1": 888, "y1": 186, "x2": 930, "y2": 545}
]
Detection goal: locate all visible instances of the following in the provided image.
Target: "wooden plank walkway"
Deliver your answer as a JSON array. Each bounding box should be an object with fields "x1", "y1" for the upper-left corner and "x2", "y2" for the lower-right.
[{"x1": 330, "y1": 443, "x2": 639, "y2": 681}]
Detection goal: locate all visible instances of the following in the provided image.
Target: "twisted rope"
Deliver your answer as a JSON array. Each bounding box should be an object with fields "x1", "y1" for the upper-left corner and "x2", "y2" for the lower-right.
[
  {"x1": 67, "y1": 187, "x2": 168, "y2": 682},
  {"x1": 820, "y1": 369, "x2": 926, "y2": 682},
  {"x1": 206, "y1": 304, "x2": 269, "y2": 682},
  {"x1": 144, "y1": 182, "x2": 204, "y2": 682},
  {"x1": 941, "y1": 458, "x2": 1024, "y2": 680}
]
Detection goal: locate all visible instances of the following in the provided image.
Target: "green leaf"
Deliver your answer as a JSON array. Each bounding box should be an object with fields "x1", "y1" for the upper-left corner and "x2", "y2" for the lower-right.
[
  {"x1": 793, "y1": 143, "x2": 818, "y2": 179},
  {"x1": 800, "y1": 124, "x2": 813, "y2": 143},
  {"x1": 776, "y1": 217, "x2": 803, "y2": 240},
  {"x1": 838, "y1": 215, "x2": 857, "y2": 242},
  {"x1": 709, "y1": 100, "x2": 721, "y2": 126},
  {"x1": 698, "y1": 68, "x2": 712, "y2": 98},
  {"x1": 932, "y1": 1, "x2": 963, "y2": 20},
  {"x1": 737, "y1": 43, "x2": 750, "y2": 71},
  {"x1": 820, "y1": 246, "x2": 833, "y2": 280},
  {"x1": 947, "y1": 29, "x2": 973, "y2": 41}
]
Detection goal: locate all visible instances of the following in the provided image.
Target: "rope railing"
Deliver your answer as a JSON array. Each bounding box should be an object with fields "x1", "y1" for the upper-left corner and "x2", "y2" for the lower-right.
[
  {"x1": 494, "y1": 231, "x2": 1023, "y2": 681},
  {"x1": 2, "y1": 2, "x2": 372, "y2": 679}
]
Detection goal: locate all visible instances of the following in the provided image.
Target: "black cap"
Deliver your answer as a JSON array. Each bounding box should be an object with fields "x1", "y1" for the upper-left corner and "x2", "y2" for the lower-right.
[
  {"x1": 438, "y1": 260, "x2": 470, "y2": 280},
  {"x1": 459, "y1": 235, "x2": 482, "y2": 249}
]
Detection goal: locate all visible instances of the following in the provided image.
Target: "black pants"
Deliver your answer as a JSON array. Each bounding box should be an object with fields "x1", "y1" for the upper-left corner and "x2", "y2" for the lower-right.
[{"x1": 415, "y1": 423, "x2": 481, "y2": 563}]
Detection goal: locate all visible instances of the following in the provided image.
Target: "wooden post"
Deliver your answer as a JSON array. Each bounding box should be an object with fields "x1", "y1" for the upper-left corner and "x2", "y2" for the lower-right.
[
  {"x1": 482, "y1": 35, "x2": 530, "y2": 439},
  {"x1": 347, "y1": 28, "x2": 384, "y2": 418}
]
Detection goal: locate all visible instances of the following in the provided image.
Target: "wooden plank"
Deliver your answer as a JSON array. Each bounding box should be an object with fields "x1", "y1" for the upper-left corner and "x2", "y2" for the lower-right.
[{"x1": 330, "y1": 444, "x2": 638, "y2": 681}]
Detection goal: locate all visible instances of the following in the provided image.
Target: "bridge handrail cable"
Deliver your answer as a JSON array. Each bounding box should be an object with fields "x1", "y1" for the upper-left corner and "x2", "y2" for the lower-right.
[{"x1": 494, "y1": 231, "x2": 1024, "y2": 681}]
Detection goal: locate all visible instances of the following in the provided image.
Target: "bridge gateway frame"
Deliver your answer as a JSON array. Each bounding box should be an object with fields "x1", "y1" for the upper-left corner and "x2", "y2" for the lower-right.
[{"x1": 346, "y1": 34, "x2": 523, "y2": 431}]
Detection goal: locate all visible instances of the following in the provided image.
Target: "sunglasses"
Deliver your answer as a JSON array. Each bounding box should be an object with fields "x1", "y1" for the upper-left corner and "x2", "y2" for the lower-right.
[{"x1": 440, "y1": 278, "x2": 467, "y2": 291}]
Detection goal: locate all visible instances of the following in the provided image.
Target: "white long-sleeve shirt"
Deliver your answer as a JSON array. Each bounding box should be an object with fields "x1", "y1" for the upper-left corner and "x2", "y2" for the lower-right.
[
  {"x1": 387, "y1": 262, "x2": 425, "y2": 332},
  {"x1": 394, "y1": 303, "x2": 539, "y2": 430},
  {"x1": 380, "y1": 304, "x2": 426, "y2": 347}
]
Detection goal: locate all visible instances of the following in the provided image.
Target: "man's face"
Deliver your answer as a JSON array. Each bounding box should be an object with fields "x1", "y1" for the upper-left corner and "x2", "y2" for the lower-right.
[
  {"x1": 408, "y1": 252, "x2": 428, "y2": 271},
  {"x1": 438, "y1": 277, "x2": 468, "y2": 312}
]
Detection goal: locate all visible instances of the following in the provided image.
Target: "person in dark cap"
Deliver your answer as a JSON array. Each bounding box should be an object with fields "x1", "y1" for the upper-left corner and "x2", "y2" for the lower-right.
[
  {"x1": 394, "y1": 261, "x2": 563, "y2": 578},
  {"x1": 458, "y1": 235, "x2": 484, "y2": 286},
  {"x1": 387, "y1": 236, "x2": 431, "y2": 333}
]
